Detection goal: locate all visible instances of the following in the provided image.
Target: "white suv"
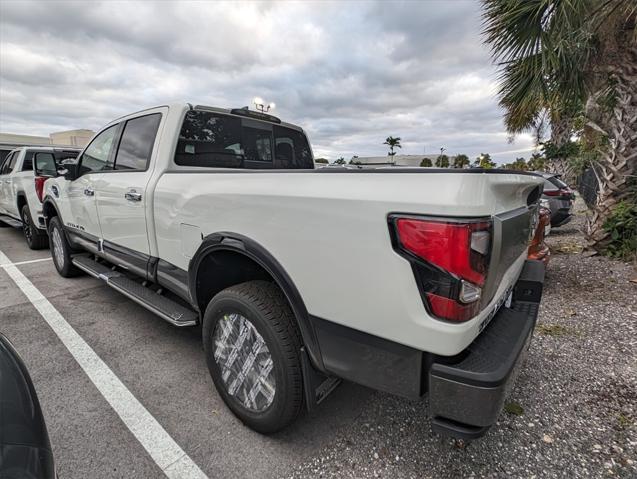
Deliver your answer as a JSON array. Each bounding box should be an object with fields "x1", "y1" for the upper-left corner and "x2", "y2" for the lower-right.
[{"x1": 0, "y1": 146, "x2": 80, "y2": 249}]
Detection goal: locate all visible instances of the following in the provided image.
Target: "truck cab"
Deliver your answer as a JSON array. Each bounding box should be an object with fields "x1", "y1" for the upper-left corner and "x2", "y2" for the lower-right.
[{"x1": 0, "y1": 146, "x2": 80, "y2": 249}]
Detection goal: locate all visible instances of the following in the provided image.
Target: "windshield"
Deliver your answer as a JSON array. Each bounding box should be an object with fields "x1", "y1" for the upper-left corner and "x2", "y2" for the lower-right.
[{"x1": 174, "y1": 110, "x2": 313, "y2": 169}]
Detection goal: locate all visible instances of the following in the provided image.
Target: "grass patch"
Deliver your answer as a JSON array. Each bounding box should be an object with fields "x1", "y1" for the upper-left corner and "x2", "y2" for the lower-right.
[
  {"x1": 617, "y1": 412, "x2": 633, "y2": 430},
  {"x1": 536, "y1": 323, "x2": 579, "y2": 337},
  {"x1": 504, "y1": 401, "x2": 524, "y2": 416}
]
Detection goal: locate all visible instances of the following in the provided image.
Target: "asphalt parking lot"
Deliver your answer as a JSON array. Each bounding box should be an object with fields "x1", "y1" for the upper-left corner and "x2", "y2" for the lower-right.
[
  {"x1": 1, "y1": 210, "x2": 636, "y2": 478},
  {"x1": 0, "y1": 225, "x2": 373, "y2": 478}
]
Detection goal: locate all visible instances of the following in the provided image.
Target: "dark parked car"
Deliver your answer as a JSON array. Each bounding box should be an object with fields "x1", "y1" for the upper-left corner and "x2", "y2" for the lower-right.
[
  {"x1": 0, "y1": 334, "x2": 55, "y2": 479},
  {"x1": 537, "y1": 172, "x2": 575, "y2": 227}
]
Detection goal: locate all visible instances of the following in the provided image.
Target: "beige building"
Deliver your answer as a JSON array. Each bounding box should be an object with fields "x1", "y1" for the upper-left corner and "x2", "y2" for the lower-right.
[
  {"x1": 0, "y1": 129, "x2": 96, "y2": 162},
  {"x1": 0, "y1": 129, "x2": 95, "y2": 149},
  {"x1": 49, "y1": 129, "x2": 95, "y2": 147},
  {"x1": 0, "y1": 129, "x2": 95, "y2": 163}
]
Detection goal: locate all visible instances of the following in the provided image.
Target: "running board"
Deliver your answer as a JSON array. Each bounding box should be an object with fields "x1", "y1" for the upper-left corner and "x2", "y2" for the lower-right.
[
  {"x1": 0, "y1": 215, "x2": 23, "y2": 228},
  {"x1": 72, "y1": 255, "x2": 198, "y2": 327}
]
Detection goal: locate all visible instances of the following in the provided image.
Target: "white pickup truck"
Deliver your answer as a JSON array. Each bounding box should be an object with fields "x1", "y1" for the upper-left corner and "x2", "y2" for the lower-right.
[
  {"x1": 0, "y1": 146, "x2": 80, "y2": 249},
  {"x1": 43, "y1": 103, "x2": 546, "y2": 439}
]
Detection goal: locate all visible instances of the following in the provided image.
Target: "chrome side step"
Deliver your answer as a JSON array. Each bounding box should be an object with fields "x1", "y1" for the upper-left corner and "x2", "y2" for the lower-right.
[{"x1": 71, "y1": 255, "x2": 198, "y2": 327}]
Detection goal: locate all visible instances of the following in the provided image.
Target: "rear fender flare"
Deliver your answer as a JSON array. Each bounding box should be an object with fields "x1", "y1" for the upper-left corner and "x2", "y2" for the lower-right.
[{"x1": 189, "y1": 232, "x2": 325, "y2": 372}]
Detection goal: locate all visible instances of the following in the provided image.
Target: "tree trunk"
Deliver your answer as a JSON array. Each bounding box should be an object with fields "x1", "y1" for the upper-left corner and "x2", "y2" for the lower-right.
[
  {"x1": 584, "y1": 55, "x2": 637, "y2": 252},
  {"x1": 547, "y1": 115, "x2": 576, "y2": 183}
]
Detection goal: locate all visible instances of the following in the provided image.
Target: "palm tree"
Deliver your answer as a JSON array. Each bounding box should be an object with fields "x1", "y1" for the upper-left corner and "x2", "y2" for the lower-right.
[
  {"x1": 383, "y1": 136, "x2": 402, "y2": 157},
  {"x1": 511, "y1": 157, "x2": 528, "y2": 171},
  {"x1": 527, "y1": 153, "x2": 546, "y2": 171},
  {"x1": 474, "y1": 153, "x2": 496, "y2": 169},
  {"x1": 435, "y1": 154, "x2": 450, "y2": 168},
  {"x1": 453, "y1": 154, "x2": 470, "y2": 168},
  {"x1": 481, "y1": 0, "x2": 637, "y2": 252}
]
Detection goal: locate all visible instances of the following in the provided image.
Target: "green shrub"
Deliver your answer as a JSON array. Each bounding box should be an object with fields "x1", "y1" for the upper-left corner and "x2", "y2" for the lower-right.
[{"x1": 603, "y1": 201, "x2": 637, "y2": 260}]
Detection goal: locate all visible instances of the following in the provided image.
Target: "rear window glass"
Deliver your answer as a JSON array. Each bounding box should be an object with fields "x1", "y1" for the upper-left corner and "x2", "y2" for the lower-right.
[
  {"x1": 273, "y1": 125, "x2": 313, "y2": 169},
  {"x1": 175, "y1": 110, "x2": 313, "y2": 169},
  {"x1": 543, "y1": 179, "x2": 558, "y2": 191},
  {"x1": 114, "y1": 114, "x2": 161, "y2": 170},
  {"x1": 550, "y1": 176, "x2": 568, "y2": 188},
  {"x1": 22, "y1": 151, "x2": 34, "y2": 171}
]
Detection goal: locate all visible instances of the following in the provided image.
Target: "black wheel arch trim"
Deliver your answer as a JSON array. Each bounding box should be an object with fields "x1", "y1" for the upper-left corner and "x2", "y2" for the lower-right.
[
  {"x1": 42, "y1": 196, "x2": 78, "y2": 247},
  {"x1": 189, "y1": 232, "x2": 325, "y2": 372},
  {"x1": 42, "y1": 195, "x2": 62, "y2": 227}
]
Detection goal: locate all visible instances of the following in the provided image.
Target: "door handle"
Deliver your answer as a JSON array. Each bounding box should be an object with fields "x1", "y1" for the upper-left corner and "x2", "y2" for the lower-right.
[
  {"x1": 125, "y1": 190, "x2": 142, "y2": 202},
  {"x1": 84, "y1": 187, "x2": 94, "y2": 196}
]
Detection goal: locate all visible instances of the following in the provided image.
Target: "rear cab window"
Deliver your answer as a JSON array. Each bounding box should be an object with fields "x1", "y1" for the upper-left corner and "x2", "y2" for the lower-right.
[{"x1": 174, "y1": 110, "x2": 313, "y2": 169}]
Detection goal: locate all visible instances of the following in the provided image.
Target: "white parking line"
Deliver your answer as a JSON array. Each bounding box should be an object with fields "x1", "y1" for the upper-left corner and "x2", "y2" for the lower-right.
[
  {"x1": 0, "y1": 257, "x2": 52, "y2": 267},
  {"x1": 0, "y1": 249, "x2": 208, "y2": 479}
]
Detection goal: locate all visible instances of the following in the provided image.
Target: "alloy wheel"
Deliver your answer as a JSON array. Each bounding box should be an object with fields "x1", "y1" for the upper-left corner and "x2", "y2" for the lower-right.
[
  {"x1": 51, "y1": 227, "x2": 65, "y2": 269},
  {"x1": 212, "y1": 312, "x2": 276, "y2": 412}
]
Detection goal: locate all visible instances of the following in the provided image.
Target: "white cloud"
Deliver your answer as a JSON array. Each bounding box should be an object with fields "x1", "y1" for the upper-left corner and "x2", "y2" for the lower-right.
[{"x1": 0, "y1": 0, "x2": 534, "y2": 163}]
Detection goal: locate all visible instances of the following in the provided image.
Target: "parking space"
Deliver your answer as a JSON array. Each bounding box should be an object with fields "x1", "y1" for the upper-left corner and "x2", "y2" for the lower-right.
[{"x1": 0, "y1": 227, "x2": 374, "y2": 478}]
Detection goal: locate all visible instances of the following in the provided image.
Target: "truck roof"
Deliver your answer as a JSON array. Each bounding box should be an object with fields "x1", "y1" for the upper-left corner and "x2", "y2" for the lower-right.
[
  {"x1": 110, "y1": 102, "x2": 305, "y2": 133},
  {"x1": 10, "y1": 146, "x2": 82, "y2": 153}
]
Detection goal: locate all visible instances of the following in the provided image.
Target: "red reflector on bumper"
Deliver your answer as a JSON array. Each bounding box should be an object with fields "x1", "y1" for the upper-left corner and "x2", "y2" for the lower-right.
[{"x1": 426, "y1": 293, "x2": 481, "y2": 322}]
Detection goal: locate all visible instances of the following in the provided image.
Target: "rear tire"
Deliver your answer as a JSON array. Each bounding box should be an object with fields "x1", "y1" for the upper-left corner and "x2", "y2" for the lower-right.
[
  {"x1": 21, "y1": 205, "x2": 48, "y2": 250},
  {"x1": 202, "y1": 280, "x2": 303, "y2": 433},
  {"x1": 48, "y1": 216, "x2": 81, "y2": 277}
]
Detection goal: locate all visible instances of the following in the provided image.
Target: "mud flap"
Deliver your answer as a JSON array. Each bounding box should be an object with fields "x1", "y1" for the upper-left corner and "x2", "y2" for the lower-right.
[{"x1": 301, "y1": 347, "x2": 342, "y2": 412}]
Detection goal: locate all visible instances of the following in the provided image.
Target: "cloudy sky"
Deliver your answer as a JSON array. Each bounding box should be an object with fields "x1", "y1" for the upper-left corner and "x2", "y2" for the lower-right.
[{"x1": 0, "y1": 0, "x2": 537, "y2": 162}]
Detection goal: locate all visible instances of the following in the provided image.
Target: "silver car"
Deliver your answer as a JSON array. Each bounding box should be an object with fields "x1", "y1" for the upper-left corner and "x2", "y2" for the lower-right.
[{"x1": 537, "y1": 172, "x2": 575, "y2": 227}]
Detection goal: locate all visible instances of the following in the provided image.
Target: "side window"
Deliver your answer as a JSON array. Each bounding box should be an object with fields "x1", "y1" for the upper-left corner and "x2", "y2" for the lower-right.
[
  {"x1": 79, "y1": 125, "x2": 118, "y2": 174},
  {"x1": 175, "y1": 110, "x2": 243, "y2": 168},
  {"x1": 34, "y1": 152, "x2": 57, "y2": 177},
  {"x1": 4, "y1": 152, "x2": 18, "y2": 174},
  {"x1": 273, "y1": 126, "x2": 313, "y2": 169},
  {"x1": 114, "y1": 113, "x2": 161, "y2": 171},
  {"x1": 22, "y1": 151, "x2": 34, "y2": 171},
  {"x1": 0, "y1": 152, "x2": 13, "y2": 175},
  {"x1": 0, "y1": 150, "x2": 10, "y2": 168}
]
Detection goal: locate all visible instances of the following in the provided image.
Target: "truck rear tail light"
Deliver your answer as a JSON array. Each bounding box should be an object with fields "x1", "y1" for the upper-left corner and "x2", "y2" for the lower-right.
[
  {"x1": 390, "y1": 216, "x2": 492, "y2": 322},
  {"x1": 426, "y1": 293, "x2": 481, "y2": 322},
  {"x1": 34, "y1": 177, "x2": 47, "y2": 202}
]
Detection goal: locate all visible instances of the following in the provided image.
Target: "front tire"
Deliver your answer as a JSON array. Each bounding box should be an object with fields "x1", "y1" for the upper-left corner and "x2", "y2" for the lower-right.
[
  {"x1": 48, "y1": 216, "x2": 81, "y2": 277},
  {"x1": 21, "y1": 205, "x2": 48, "y2": 250},
  {"x1": 202, "y1": 280, "x2": 303, "y2": 433}
]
